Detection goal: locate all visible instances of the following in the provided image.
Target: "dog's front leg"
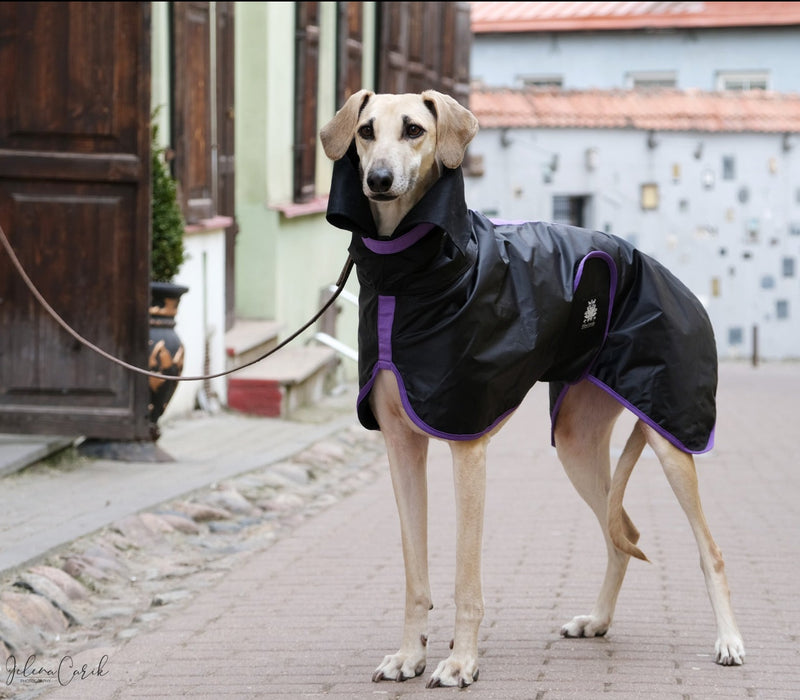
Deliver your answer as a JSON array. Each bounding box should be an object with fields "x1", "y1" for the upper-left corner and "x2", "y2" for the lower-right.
[
  {"x1": 427, "y1": 438, "x2": 487, "y2": 688},
  {"x1": 371, "y1": 378, "x2": 432, "y2": 681}
]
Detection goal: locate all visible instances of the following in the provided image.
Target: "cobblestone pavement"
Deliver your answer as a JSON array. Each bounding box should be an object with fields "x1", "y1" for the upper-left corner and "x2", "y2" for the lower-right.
[{"x1": 2, "y1": 362, "x2": 799, "y2": 698}]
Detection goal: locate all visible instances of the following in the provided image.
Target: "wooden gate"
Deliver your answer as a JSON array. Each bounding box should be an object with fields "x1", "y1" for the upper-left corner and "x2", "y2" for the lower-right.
[{"x1": 0, "y1": 2, "x2": 152, "y2": 439}]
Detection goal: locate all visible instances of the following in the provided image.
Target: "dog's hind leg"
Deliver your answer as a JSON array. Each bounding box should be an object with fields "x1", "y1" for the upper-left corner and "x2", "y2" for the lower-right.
[
  {"x1": 641, "y1": 425, "x2": 745, "y2": 665},
  {"x1": 371, "y1": 372, "x2": 432, "y2": 682},
  {"x1": 554, "y1": 381, "x2": 639, "y2": 639}
]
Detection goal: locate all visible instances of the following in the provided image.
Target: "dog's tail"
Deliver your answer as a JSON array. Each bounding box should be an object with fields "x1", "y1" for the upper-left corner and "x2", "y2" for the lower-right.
[{"x1": 608, "y1": 420, "x2": 650, "y2": 562}]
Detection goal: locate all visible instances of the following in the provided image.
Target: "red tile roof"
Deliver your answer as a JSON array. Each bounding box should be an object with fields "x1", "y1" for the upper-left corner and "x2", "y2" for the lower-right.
[
  {"x1": 471, "y1": 1, "x2": 800, "y2": 33},
  {"x1": 470, "y1": 88, "x2": 800, "y2": 133}
]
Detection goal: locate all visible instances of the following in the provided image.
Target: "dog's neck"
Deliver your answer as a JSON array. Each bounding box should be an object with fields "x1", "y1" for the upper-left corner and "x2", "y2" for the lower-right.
[{"x1": 369, "y1": 199, "x2": 417, "y2": 237}]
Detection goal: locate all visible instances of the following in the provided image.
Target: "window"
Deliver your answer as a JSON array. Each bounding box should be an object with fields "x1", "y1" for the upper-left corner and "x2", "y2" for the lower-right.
[
  {"x1": 519, "y1": 75, "x2": 563, "y2": 89},
  {"x1": 173, "y1": 1, "x2": 215, "y2": 222},
  {"x1": 294, "y1": 2, "x2": 321, "y2": 204},
  {"x1": 722, "y1": 156, "x2": 736, "y2": 180},
  {"x1": 776, "y1": 300, "x2": 789, "y2": 319},
  {"x1": 553, "y1": 196, "x2": 587, "y2": 227},
  {"x1": 640, "y1": 183, "x2": 659, "y2": 211},
  {"x1": 291, "y1": 2, "x2": 471, "y2": 205},
  {"x1": 171, "y1": 1, "x2": 236, "y2": 225},
  {"x1": 377, "y1": 2, "x2": 471, "y2": 106},
  {"x1": 716, "y1": 71, "x2": 768, "y2": 91},
  {"x1": 746, "y1": 219, "x2": 760, "y2": 243},
  {"x1": 728, "y1": 327, "x2": 744, "y2": 345},
  {"x1": 336, "y1": 2, "x2": 364, "y2": 108},
  {"x1": 626, "y1": 71, "x2": 677, "y2": 90},
  {"x1": 783, "y1": 257, "x2": 796, "y2": 277}
]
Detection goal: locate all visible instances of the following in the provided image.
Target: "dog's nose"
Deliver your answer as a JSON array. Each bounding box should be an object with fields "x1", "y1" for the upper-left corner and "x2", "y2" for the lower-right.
[{"x1": 367, "y1": 168, "x2": 393, "y2": 194}]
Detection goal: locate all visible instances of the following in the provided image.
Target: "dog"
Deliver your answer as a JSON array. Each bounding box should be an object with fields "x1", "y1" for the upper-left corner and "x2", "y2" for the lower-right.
[{"x1": 320, "y1": 89, "x2": 745, "y2": 688}]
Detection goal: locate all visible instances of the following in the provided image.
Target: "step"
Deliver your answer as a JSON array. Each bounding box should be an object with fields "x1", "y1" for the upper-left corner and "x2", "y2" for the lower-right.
[
  {"x1": 225, "y1": 319, "x2": 283, "y2": 370},
  {"x1": 0, "y1": 434, "x2": 75, "y2": 478},
  {"x1": 227, "y1": 345, "x2": 339, "y2": 418}
]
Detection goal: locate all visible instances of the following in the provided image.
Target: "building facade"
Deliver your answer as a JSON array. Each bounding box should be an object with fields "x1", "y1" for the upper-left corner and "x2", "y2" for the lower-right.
[{"x1": 466, "y1": 1, "x2": 800, "y2": 360}]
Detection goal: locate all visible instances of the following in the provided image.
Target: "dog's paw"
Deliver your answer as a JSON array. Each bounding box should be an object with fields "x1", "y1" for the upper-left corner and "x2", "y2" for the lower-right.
[
  {"x1": 560, "y1": 614, "x2": 610, "y2": 638},
  {"x1": 372, "y1": 652, "x2": 426, "y2": 683},
  {"x1": 715, "y1": 635, "x2": 745, "y2": 666},
  {"x1": 426, "y1": 656, "x2": 479, "y2": 688}
]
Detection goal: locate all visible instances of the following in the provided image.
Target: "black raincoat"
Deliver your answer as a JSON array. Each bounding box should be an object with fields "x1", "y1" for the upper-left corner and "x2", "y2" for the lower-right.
[{"x1": 326, "y1": 147, "x2": 717, "y2": 454}]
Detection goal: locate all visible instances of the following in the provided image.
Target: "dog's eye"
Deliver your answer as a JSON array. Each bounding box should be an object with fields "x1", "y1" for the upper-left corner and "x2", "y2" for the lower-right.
[
  {"x1": 358, "y1": 124, "x2": 374, "y2": 140},
  {"x1": 405, "y1": 124, "x2": 424, "y2": 139}
]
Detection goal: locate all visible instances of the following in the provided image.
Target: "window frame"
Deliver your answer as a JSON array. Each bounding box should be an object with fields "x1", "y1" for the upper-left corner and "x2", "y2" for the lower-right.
[{"x1": 716, "y1": 70, "x2": 769, "y2": 91}]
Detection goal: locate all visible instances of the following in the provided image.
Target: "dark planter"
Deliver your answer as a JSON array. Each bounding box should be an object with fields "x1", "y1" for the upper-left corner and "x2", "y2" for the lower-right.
[{"x1": 148, "y1": 281, "x2": 189, "y2": 439}]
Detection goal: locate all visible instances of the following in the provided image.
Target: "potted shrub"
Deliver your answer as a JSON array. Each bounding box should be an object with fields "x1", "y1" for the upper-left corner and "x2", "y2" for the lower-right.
[{"x1": 148, "y1": 121, "x2": 189, "y2": 437}]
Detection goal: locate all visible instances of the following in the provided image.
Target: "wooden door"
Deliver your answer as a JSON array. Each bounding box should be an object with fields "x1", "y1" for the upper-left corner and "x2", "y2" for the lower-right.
[{"x1": 0, "y1": 2, "x2": 152, "y2": 439}]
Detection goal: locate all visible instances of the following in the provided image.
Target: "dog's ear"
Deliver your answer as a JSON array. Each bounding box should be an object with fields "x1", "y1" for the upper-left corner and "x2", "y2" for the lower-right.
[
  {"x1": 421, "y1": 90, "x2": 479, "y2": 169},
  {"x1": 320, "y1": 89, "x2": 374, "y2": 161}
]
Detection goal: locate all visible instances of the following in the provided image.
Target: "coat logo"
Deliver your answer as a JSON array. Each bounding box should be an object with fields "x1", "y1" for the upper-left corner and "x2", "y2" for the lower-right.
[{"x1": 581, "y1": 298, "x2": 598, "y2": 330}]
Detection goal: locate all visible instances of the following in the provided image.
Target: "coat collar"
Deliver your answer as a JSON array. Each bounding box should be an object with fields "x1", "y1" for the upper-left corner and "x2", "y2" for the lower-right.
[{"x1": 325, "y1": 142, "x2": 472, "y2": 254}]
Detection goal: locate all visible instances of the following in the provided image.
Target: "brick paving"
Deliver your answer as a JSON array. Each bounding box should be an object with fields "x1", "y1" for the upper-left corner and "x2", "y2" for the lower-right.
[{"x1": 7, "y1": 361, "x2": 800, "y2": 698}]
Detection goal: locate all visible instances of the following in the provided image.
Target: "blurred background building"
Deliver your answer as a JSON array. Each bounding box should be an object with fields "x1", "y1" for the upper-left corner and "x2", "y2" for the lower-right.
[
  {"x1": 465, "y1": 1, "x2": 800, "y2": 361},
  {"x1": 1, "y1": 2, "x2": 797, "y2": 445}
]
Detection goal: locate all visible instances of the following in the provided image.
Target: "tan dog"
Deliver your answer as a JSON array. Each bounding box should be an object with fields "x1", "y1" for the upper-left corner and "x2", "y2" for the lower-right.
[{"x1": 320, "y1": 90, "x2": 744, "y2": 688}]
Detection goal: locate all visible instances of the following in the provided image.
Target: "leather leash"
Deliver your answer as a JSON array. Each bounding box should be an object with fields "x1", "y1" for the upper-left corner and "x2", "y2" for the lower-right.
[{"x1": 0, "y1": 222, "x2": 354, "y2": 382}]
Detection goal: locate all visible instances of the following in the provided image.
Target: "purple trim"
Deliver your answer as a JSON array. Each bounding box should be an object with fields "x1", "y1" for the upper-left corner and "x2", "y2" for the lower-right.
[
  {"x1": 359, "y1": 362, "x2": 518, "y2": 441},
  {"x1": 361, "y1": 223, "x2": 437, "y2": 254},
  {"x1": 586, "y1": 376, "x2": 714, "y2": 454},
  {"x1": 490, "y1": 218, "x2": 531, "y2": 226},
  {"x1": 356, "y1": 367, "x2": 378, "y2": 410},
  {"x1": 377, "y1": 295, "x2": 395, "y2": 362},
  {"x1": 359, "y1": 294, "x2": 515, "y2": 441},
  {"x1": 573, "y1": 251, "x2": 617, "y2": 381},
  {"x1": 550, "y1": 375, "x2": 714, "y2": 454}
]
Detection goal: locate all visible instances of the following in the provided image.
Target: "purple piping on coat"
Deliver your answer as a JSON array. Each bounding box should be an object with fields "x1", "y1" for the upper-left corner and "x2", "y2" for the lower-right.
[
  {"x1": 361, "y1": 223, "x2": 437, "y2": 254},
  {"x1": 490, "y1": 218, "x2": 530, "y2": 226},
  {"x1": 377, "y1": 294, "x2": 395, "y2": 362},
  {"x1": 356, "y1": 294, "x2": 518, "y2": 441},
  {"x1": 574, "y1": 250, "x2": 617, "y2": 380},
  {"x1": 550, "y1": 378, "x2": 713, "y2": 454},
  {"x1": 595, "y1": 376, "x2": 713, "y2": 453}
]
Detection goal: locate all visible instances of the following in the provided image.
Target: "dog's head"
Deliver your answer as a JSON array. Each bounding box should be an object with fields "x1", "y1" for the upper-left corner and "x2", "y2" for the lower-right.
[{"x1": 320, "y1": 90, "x2": 479, "y2": 208}]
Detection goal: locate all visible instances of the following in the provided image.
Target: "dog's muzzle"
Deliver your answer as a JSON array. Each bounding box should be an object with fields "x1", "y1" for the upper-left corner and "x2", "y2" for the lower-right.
[{"x1": 366, "y1": 167, "x2": 396, "y2": 199}]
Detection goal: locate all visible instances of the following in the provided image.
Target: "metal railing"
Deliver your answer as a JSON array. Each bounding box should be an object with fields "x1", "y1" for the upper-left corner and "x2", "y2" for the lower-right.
[{"x1": 310, "y1": 284, "x2": 359, "y2": 362}]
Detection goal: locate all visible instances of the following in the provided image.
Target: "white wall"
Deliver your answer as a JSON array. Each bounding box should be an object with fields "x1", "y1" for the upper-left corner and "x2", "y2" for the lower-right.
[
  {"x1": 472, "y1": 27, "x2": 800, "y2": 92},
  {"x1": 163, "y1": 224, "x2": 228, "y2": 418},
  {"x1": 464, "y1": 126, "x2": 800, "y2": 360}
]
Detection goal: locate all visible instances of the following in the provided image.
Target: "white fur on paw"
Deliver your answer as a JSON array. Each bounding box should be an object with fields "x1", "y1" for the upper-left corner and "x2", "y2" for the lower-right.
[
  {"x1": 560, "y1": 614, "x2": 609, "y2": 638},
  {"x1": 372, "y1": 652, "x2": 426, "y2": 682},
  {"x1": 715, "y1": 636, "x2": 745, "y2": 666},
  {"x1": 426, "y1": 656, "x2": 479, "y2": 688}
]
